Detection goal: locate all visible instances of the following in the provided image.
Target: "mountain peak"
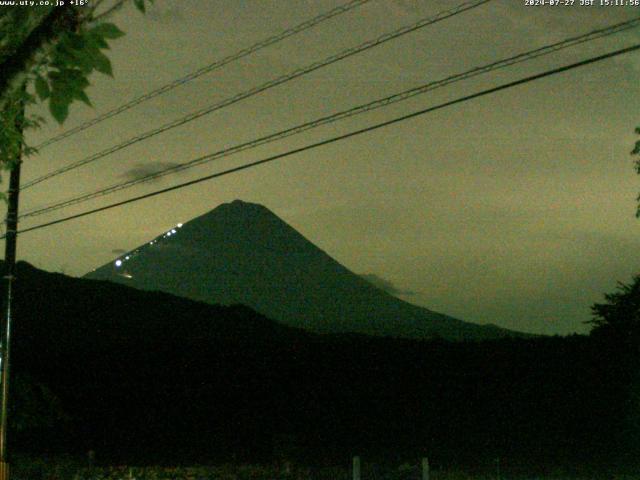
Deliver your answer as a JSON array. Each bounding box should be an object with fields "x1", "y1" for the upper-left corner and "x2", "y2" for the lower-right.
[
  {"x1": 178, "y1": 200, "x2": 301, "y2": 248},
  {"x1": 193, "y1": 199, "x2": 281, "y2": 226},
  {"x1": 221, "y1": 199, "x2": 265, "y2": 210},
  {"x1": 85, "y1": 202, "x2": 524, "y2": 340}
]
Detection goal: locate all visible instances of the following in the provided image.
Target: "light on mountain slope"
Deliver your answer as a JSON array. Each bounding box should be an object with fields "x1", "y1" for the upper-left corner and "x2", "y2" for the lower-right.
[{"x1": 84, "y1": 200, "x2": 525, "y2": 341}]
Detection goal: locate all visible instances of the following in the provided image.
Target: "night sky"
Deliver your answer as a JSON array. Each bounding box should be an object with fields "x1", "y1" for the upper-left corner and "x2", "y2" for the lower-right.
[{"x1": 11, "y1": 0, "x2": 640, "y2": 335}]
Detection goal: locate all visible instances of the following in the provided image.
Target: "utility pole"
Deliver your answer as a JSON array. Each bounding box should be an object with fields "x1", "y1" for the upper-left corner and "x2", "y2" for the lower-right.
[{"x1": 0, "y1": 94, "x2": 24, "y2": 480}]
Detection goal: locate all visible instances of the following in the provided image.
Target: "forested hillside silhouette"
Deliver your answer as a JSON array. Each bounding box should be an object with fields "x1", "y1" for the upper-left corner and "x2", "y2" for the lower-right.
[{"x1": 4, "y1": 262, "x2": 638, "y2": 475}]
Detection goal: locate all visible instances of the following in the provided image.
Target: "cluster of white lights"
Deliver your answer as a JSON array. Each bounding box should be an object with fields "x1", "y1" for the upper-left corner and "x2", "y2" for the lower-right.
[
  {"x1": 115, "y1": 222, "x2": 183, "y2": 268},
  {"x1": 113, "y1": 249, "x2": 139, "y2": 269},
  {"x1": 161, "y1": 223, "x2": 182, "y2": 239}
]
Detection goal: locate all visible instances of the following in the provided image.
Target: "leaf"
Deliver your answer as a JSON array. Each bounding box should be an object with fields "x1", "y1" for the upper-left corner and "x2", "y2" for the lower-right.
[
  {"x1": 35, "y1": 75, "x2": 50, "y2": 100},
  {"x1": 65, "y1": 31, "x2": 86, "y2": 50},
  {"x1": 89, "y1": 22, "x2": 125, "y2": 39},
  {"x1": 56, "y1": 40, "x2": 96, "y2": 74},
  {"x1": 49, "y1": 80, "x2": 73, "y2": 105},
  {"x1": 71, "y1": 51, "x2": 97, "y2": 74},
  {"x1": 49, "y1": 96, "x2": 69, "y2": 124},
  {"x1": 80, "y1": 44, "x2": 109, "y2": 73},
  {"x1": 92, "y1": 50, "x2": 113, "y2": 76},
  {"x1": 85, "y1": 31, "x2": 109, "y2": 49},
  {"x1": 134, "y1": 0, "x2": 146, "y2": 13},
  {"x1": 75, "y1": 90, "x2": 92, "y2": 107}
]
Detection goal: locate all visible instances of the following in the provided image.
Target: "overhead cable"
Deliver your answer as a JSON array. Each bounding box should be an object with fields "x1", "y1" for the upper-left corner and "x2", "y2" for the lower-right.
[
  {"x1": 11, "y1": 42, "x2": 640, "y2": 238},
  {"x1": 34, "y1": 0, "x2": 372, "y2": 150},
  {"x1": 19, "y1": 16, "x2": 640, "y2": 220},
  {"x1": 22, "y1": 0, "x2": 492, "y2": 190}
]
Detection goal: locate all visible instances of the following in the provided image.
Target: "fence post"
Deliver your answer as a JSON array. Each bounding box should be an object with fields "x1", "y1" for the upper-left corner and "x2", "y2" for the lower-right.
[
  {"x1": 352, "y1": 456, "x2": 361, "y2": 480},
  {"x1": 421, "y1": 457, "x2": 429, "y2": 480}
]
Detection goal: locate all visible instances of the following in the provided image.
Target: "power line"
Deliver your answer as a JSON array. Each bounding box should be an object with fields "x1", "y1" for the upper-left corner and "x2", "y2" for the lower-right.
[
  {"x1": 22, "y1": 0, "x2": 492, "y2": 190},
  {"x1": 10, "y1": 42, "x2": 640, "y2": 239},
  {"x1": 33, "y1": 0, "x2": 372, "y2": 150},
  {"x1": 19, "y1": 17, "x2": 640, "y2": 220}
]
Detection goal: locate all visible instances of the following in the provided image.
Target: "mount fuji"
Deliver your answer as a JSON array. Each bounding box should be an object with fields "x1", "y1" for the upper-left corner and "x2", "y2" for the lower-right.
[{"x1": 85, "y1": 200, "x2": 521, "y2": 340}]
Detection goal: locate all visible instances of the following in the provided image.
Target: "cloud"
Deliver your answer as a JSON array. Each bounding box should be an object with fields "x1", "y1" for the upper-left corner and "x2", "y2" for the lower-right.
[
  {"x1": 145, "y1": 3, "x2": 185, "y2": 24},
  {"x1": 120, "y1": 161, "x2": 182, "y2": 183},
  {"x1": 360, "y1": 274, "x2": 416, "y2": 297}
]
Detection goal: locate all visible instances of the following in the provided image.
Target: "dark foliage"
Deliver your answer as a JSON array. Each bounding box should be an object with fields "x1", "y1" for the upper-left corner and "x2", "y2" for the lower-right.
[
  {"x1": 590, "y1": 274, "x2": 640, "y2": 344},
  {"x1": 2, "y1": 262, "x2": 637, "y2": 475},
  {"x1": 588, "y1": 275, "x2": 640, "y2": 469}
]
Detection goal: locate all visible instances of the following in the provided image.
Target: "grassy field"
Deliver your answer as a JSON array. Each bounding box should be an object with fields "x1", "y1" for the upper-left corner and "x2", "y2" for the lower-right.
[{"x1": 9, "y1": 457, "x2": 640, "y2": 480}]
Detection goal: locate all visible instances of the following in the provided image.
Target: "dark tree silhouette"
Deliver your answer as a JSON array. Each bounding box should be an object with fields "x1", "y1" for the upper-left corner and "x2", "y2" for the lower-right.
[
  {"x1": 589, "y1": 275, "x2": 640, "y2": 467},
  {"x1": 633, "y1": 126, "x2": 640, "y2": 217},
  {"x1": 589, "y1": 274, "x2": 640, "y2": 342}
]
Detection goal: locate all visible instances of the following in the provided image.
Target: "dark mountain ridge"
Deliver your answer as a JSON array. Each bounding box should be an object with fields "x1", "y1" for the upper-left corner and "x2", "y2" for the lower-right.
[
  {"x1": 2, "y1": 262, "x2": 633, "y2": 472},
  {"x1": 85, "y1": 200, "x2": 524, "y2": 340}
]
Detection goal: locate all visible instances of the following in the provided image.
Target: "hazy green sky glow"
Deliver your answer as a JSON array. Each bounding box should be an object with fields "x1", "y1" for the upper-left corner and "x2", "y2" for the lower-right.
[{"x1": 11, "y1": 0, "x2": 640, "y2": 335}]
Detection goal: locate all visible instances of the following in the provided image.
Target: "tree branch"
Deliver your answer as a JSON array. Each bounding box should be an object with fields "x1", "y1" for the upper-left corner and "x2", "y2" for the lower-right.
[
  {"x1": 0, "y1": 6, "x2": 80, "y2": 109},
  {"x1": 0, "y1": 7, "x2": 55, "y2": 65},
  {"x1": 91, "y1": 0, "x2": 128, "y2": 23}
]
